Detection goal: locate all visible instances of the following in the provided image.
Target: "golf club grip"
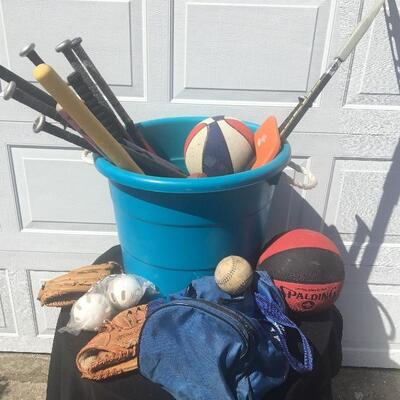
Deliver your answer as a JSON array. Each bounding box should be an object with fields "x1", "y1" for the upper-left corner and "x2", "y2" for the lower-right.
[
  {"x1": 0, "y1": 65, "x2": 56, "y2": 107},
  {"x1": 337, "y1": 0, "x2": 385, "y2": 61},
  {"x1": 33, "y1": 64, "x2": 143, "y2": 173}
]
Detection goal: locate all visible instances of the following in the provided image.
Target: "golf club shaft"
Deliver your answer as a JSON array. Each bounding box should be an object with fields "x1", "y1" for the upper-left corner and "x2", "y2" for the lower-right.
[
  {"x1": 279, "y1": 0, "x2": 384, "y2": 141},
  {"x1": 0, "y1": 65, "x2": 56, "y2": 107}
]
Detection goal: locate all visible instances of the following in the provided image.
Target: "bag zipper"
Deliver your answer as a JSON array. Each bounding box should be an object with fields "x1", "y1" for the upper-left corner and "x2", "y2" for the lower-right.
[{"x1": 152, "y1": 298, "x2": 256, "y2": 359}]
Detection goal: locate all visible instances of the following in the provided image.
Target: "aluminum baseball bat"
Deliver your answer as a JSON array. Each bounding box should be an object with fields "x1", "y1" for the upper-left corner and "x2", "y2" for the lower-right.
[
  {"x1": 70, "y1": 37, "x2": 155, "y2": 153},
  {"x1": 58, "y1": 40, "x2": 131, "y2": 141},
  {"x1": 33, "y1": 115, "x2": 96, "y2": 152},
  {"x1": 67, "y1": 70, "x2": 128, "y2": 143},
  {"x1": 3, "y1": 81, "x2": 67, "y2": 126},
  {"x1": 123, "y1": 139, "x2": 187, "y2": 178},
  {"x1": 55, "y1": 39, "x2": 108, "y2": 107},
  {"x1": 19, "y1": 43, "x2": 44, "y2": 66},
  {"x1": 33, "y1": 64, "x2": 143, "y2": 173},
  {"x1": 337, "y1": 0, "x2": 385, "y2": 61},
  {"x1": 279, "y1": 0, "x2": 385, "y2": 141},
  {"x1": 56, "y1": 104, "x2": 106, "y2": 157},
  {"x1": 0, "y1": 65, "x2": 56, "y2": 107}
]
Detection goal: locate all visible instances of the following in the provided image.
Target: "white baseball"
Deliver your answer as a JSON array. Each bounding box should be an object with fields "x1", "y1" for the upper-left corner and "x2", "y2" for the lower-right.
[
  {"x1": 106, "y1": 274, "x2": 144, "y2": 310},
  {"x1": 71, "y1": 292, "x2": 113, "y2": 331},
  {"x1": 214, "y1": 256, "x2": 254, "y2": 295}
]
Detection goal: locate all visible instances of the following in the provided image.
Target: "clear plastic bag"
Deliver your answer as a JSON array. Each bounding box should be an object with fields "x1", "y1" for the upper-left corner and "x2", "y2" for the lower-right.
[{"x1": 60, "y1": 274, "x2": 156, "y2": 335}]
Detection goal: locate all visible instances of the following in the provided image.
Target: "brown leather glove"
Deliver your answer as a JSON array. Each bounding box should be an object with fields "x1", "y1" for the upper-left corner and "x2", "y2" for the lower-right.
[
  {"x1": 76, "y1": 304, "x2": 148, "y2": 380},
  {"x1": 37, "y1": 262, "x2": 122, "y2": 307}
]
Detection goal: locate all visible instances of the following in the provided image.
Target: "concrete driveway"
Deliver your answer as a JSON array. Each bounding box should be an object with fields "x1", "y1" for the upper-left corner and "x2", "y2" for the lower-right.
[{"x1": 0, "y1": 353, "x2": 399, "y2": 399}]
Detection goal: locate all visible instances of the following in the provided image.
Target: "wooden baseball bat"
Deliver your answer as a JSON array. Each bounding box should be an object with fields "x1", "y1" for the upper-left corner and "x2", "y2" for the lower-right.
[{"x1": 33, "y1": 64, "x2": 143, "y2": 173}]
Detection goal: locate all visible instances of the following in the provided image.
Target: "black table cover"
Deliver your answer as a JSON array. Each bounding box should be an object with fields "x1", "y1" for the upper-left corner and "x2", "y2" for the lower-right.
[{"x1": 46, "y1": 246, "x2": 343, "y2": 400}]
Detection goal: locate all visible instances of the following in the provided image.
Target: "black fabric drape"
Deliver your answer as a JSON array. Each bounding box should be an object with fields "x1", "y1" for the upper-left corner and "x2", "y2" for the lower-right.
[{"x1": 46, "y1": 246, "x2": 342, "y2": 400}]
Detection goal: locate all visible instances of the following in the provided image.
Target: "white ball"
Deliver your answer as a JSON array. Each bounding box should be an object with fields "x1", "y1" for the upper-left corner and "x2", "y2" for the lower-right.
[
  {"x1": 71, "y1": 293, "x2": 113, "y2": 331},
  {"x1": 214, "y1": 256, "x2": 254, "y2": 295},
  {"x1": 106, "y1": 275, "x2": 144, "y2": 310}
]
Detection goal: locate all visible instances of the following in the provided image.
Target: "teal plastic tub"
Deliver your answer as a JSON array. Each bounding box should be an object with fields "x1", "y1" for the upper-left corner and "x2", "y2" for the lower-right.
[{"x1": 95, "y1": 116, "x2": 291, "y2": 295}]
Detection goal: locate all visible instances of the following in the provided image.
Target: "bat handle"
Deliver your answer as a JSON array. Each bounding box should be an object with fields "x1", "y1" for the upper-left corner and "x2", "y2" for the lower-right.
[
  {"x1": 337, "y1": 0, "x2": 385, "y2": 61},
  {"x1": 33, "y1": 63, "x2": 143, "y2": 174}
]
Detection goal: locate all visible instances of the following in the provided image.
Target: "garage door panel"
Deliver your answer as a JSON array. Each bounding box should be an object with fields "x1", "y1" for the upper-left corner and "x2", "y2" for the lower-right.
[
  {"x1": 0, "y1": 0, "x2": 145, "y2": 111},
  {"x1": 338, "y1": 285, "x2": 400, "y2": 346},
  {"x1": 324, "y1": 158, "x2": 400, "y2": 240},
  {"x1": 9, "y1": 146, "x2": 116, "y2": 233},
  {"x1": 173, "y1": 0, "x2": 336, "y2": 104},
  {"x1": 345, "y1": 0, "x2": 400, "y2": 107},
  {"x1": 29, "y1": 270, "x2": 68, "y2": 337},
  {"x1": 0, "y1": 269, "x2": 16, "y2": 335}
]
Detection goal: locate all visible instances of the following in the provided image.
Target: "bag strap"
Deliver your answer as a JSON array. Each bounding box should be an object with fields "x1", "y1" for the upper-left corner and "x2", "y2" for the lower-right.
[{"x1": 255, "y1": 292, "x2": 313, "y2": 373}]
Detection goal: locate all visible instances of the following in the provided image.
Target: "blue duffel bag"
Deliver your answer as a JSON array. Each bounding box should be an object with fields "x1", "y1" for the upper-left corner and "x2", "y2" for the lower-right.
[{"x1": 138, "y1": 271, "x2": 313, "y2": 400}]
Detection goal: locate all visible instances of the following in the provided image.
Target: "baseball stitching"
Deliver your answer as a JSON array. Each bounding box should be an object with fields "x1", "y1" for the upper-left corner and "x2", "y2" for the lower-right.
[{"x1": 215, "y1": 257, "x2": 239, "y2": 286}]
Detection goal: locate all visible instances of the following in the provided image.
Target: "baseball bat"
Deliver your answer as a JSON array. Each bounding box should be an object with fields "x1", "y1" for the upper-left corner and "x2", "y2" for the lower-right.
[
  {"x1": 279, "y1": 0, "x2": 385, "y2": 141},
  {"x1": 0, "y1": 65, "x2": 56, "y2": 107},
  {"x1": 70, "y1": 37, "x2": 155, "y2": 153},
  {"x1": 19, "y1": 43, "x2": 44, "y2": 66},
  {"x1": 33, "y1": 64, "x2": 143, "y2": 173},
  {"x1": 56, "y1": 104, "x2": 106, "y2": 157},
  {"x1": 33, "y1": 115, "x2": 96, "y2": 152},
  {"x1": 3, "y1": 81, "x2": 67, "y2": 126},
  {"x1": 55, "y1": 40, "x2": 111, "y2": 110},
  {"x1": 123, "y1": 139, "x2": 187, "y2": 178},
  {"x1": 67, "y1": 71, "x2": 128, "y2": 143}
]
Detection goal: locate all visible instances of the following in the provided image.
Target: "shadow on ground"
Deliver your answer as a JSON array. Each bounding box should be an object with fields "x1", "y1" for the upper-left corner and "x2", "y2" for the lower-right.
[
  {"x1": 0, "y1": 376, "x2": 9, "y2": 398},
  {"x1": 333, "y1": 367, "x2": 400, "y2": 400}
]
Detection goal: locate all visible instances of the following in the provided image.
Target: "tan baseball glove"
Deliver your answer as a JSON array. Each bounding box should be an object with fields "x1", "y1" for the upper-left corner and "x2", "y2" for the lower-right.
[
  {"x1": 37, "y1": 262, "x2": 122, "y2": 307},
  {"x1": 76, "y1": 304, "x2": 148, "y2": 380}
]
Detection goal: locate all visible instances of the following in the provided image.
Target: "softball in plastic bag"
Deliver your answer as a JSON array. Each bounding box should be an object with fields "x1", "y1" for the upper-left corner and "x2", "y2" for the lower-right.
[
  {"x1": 60, "y1": 272, "x2": 156, "y2": 335},
  {"x1": 106, "y1": 274, "x2": 144, "y2": 310},
  {"x1": 61, "y1": 292, "x2": 113, "y2": 334}
]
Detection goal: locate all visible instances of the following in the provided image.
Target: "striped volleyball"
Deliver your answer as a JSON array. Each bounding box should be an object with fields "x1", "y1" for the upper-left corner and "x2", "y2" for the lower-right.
[{"x1": 184, "y1": 116, "x2": 255, "y2": 177}]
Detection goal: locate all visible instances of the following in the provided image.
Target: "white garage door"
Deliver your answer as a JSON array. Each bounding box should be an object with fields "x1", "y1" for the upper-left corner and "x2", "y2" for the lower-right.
[{"x1": 0, "y1": 0, "x2": 399, "y2": 368}]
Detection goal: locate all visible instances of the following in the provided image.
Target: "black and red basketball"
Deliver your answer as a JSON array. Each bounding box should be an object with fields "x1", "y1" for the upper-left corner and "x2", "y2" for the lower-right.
[{"x1": 257, "y1": 229, "x2": 345, "y2": 313}]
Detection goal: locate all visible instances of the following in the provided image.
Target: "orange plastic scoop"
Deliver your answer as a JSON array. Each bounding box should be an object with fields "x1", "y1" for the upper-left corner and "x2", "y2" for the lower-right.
[{"x1": 251, "y1": 116, "x2": 281, "y2": 170}]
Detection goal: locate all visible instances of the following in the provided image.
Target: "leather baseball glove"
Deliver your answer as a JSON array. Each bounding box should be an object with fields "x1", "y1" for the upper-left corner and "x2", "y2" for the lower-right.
[
  {"x1": 76, "y1": 304, "x2": 148, "y2": 380},
  {"x1": 37, "y1": 262, "x2": 122, "y2": 307}
]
